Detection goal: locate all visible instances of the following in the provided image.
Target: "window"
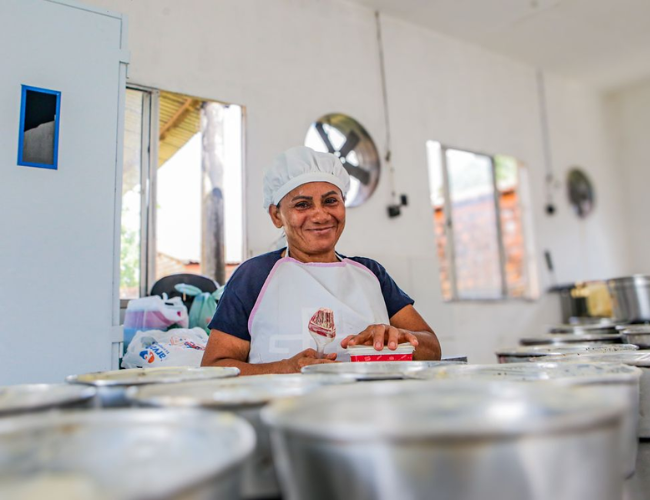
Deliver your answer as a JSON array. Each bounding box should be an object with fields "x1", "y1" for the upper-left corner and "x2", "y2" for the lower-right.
[
  {"x1": 120, "y1": 87, "x2": 244, "y2": 300},
  {"x1": 426, "y1": 141, "x2": 536, "y2": 301}
]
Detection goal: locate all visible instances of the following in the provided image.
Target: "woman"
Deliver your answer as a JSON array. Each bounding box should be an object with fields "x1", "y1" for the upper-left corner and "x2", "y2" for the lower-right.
[{"x1": 202, "y1": 146, "x2": 441, "y2": 374}]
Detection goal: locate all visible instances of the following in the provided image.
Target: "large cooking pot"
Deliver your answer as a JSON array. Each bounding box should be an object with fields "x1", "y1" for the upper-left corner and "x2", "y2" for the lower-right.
[
  {"x1": 66, "y1": 366, "x2": 239, "y2": 407},
  {"x1": 608, "y1": 276, "x2": 650, "y2": 323},
  {"x1": 547, "y1": 352, "x2": 650, "y2": 438},
  {"x1": 0, "y1": 408, "x2": 255, "y2": 500},
  {"x1": 128, "y1": 373, "x2": 355, "y2": 499},
  {"x1": 0, "y1": 384, "x2": 96, "y2": 416},
  {"x1": 620, "y1": 326, "x2": 650, "y2": 349},
  {"x1": 496, "y1": 343, "x2": 638, "y2": 364},
  {"x1": 405, "y1": 362, "x2": 642, "y2": 478},
  {"x1": 548, "y1": 323, "x2": 620, "y2": 335},
  {"x1": 301, "y1": 360, "x2": 463, "y2": 380},
  {"x1": 519, "y1": 333, "x2": 622, "y2": 346},
  {"x1": 262, "y1": 380, "x2": 624, "y2": 500}
]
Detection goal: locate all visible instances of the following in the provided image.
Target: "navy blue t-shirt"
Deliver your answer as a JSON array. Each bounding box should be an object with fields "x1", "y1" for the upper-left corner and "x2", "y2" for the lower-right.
[{"x1": 207, "y1": 248, "x2": 414, "y2": 342}]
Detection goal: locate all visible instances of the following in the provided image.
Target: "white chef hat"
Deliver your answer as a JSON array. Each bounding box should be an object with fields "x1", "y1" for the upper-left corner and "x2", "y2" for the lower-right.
[{"x1": 263, "y1": 146, "x2": 350, "y2": 210}]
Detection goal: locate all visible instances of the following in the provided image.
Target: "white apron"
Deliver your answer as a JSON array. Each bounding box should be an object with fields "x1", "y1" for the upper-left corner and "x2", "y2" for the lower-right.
[{"x1": 248, "y1": 254, "x2": 390, "y2": 363}]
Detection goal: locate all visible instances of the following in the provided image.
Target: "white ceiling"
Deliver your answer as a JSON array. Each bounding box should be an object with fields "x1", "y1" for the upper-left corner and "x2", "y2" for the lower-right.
[{"x1": 346, "y1": 0, "x2": 650, "y2": 92}]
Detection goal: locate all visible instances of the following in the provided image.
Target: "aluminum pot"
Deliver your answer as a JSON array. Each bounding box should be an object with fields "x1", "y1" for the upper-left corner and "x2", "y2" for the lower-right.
[
  {"x1": 547, "y1": 352, "x2": 650, "y2": 438},
  {"x1": 620, "y1": 326, "x2": 650, "y2": 349},
  {"x1": 0, "y1": 384, "x2": 96, "y2": 416},
  {"x1": 548, "y1": 323, "x2": 619, "y2": 335},
  {"x1": 262, "y1": 380, "x2": 624, "y2": 500},
  {"x1": 496, "y1": 343, "x2": 639, "y2": 364},
  {"x1": 301, "y1": 360, "x2": 464, "y2": 380},
  {"x1": 0, "y1": 408, "x2": 255, "y2": 500},
  {"x1": 128, "y1": 373, "x2": 356, "y2": 499},
  {"x1": 519, "y1": 333, "x2": 622, "y2": 347},
  {"x1": 608, "y1": 276, "x2": 650, "y2": 323},
  {"x1": 66, "y1": 366, "x2": 239, "y2": 407},
  {"x1": 405, "y1": 362, "x2": 642, "y2": 478}
]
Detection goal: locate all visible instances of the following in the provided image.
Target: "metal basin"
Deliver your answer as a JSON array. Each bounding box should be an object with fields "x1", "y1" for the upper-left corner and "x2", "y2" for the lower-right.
[
  {"x1": 0, "y1": 384, "x2": 96, "y2": 416},
  {"x1": 547, "y1": 351, "x2": 650, "y2": 438},
  {"x1": 301, "y1": 360, "x2": 464, "y2": 380},
  {"x1": 620, "y1": 326, "x2": 650, "y2": 349},
  {"x1": 0, "y1": 408, "x2": 255, "y2": 500},
  {"x1": 405, "y1": 362, "x2": 642, "y2": 478},
  {"x1": 548, "y1": 323, "x2": 620, "y2": 335},
  {"x1": 496, "y1": 343, "x2": 639, "y2": 364},
  {"x1": 608, "y1": 276, "x2": 650, "y2": 323},
  {"x1": 519, "y1": 333, "x2": 622, "y2": 347},
  {"x1": 262, "y1": 380, "x2": 624, "y2": 500},
  {"x1": 66, "y1": 366, "x2": 240, "y2": 407},
  {"x1": 128, "y1": 373, "x2": 355, "y2": 499}
]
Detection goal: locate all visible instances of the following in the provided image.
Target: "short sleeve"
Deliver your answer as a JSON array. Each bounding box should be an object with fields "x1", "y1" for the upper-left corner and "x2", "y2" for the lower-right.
[
  {"x1": 348, "y1": 257, "x2": 414, "y2": 318},
  {"x1": 207, "y1": 250, "x2": 282, "y2": 341}
]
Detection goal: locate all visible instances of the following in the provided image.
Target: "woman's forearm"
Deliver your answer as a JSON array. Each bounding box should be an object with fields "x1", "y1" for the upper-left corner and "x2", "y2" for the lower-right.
[
  {"x1": 411, "y1": 330, "x2": 442, "y2": 361},
  {"x1": 203, "y1": 357, "x2": 291, "y2": 375}
]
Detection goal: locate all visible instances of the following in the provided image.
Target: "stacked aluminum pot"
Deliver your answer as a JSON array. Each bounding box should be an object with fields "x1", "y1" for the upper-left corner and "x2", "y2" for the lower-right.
[
  {"x1": 128, "y1": 373, "x2": 357, "y2": 499},
  {"x1": 65, "y1": 366, "x2": 240, "y2": 407},
  {"x1": 262, "y1": 380, "x2": 625, "y2": 500},
  {"x1": 0, "y1": 408, "x2": 255, "y2": 500},
  {"x1": 301, "y1": 360, "x2": 464, "y2": 380},
  {"x1": 405, "y1": 362, "x2": 642, "y2": 478},
  {"x1": 0, "y1": 384, "x2": 96, "y2": 416},
  {"x1": 496, "y1": 343, "x2": 639, "y2": 364},
  {"x1": 546, "y1": 352, "x2": 650, "y2": 438},
  {"x1": 607, "y1": 276, "x2": 650, "y2": 323}
]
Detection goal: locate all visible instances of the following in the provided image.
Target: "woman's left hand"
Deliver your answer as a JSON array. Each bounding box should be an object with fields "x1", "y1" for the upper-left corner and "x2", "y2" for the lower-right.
[{"x1": 340, "y1": 324, "x2": 419, "y2": 351}]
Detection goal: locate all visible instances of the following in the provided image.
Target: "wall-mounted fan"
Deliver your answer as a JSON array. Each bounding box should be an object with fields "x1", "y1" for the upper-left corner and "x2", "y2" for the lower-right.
[
  {"x1": 305, "y1": 113, "x2": 380, "y2": 208},
  {"x1": 567, "y1": 168, "x2": 595, "y2": 218}
]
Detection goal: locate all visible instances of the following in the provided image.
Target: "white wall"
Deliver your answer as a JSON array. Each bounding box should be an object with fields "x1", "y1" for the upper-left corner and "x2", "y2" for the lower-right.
[
  {"x1": 82, "y1": 0, "x2": 631, "y2": 362},
  {"x1": 607, "y1": 80, "x2": 650, "y2": 274}
]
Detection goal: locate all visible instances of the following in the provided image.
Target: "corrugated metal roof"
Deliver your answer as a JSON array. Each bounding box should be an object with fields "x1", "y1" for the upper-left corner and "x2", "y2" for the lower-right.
[{"x1": 158, "y1": 91, "x2": 202, "y2": 167}]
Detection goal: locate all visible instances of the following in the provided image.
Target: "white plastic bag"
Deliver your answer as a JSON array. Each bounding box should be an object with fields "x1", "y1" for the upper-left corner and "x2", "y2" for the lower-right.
[
  {"x1": 121, "y1": 328, "x2": 208, "y2": 369},
  {"x1": 122, "y1": 296, "x2": 189, "y2": 351}
]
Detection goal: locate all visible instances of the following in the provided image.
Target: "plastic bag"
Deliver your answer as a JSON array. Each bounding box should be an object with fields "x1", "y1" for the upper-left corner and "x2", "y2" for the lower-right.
[
  {"x1": 175, "y1": 284, "x2": 225, "y2": 334},
  {"x1": 121, "y1": 328, "x2": 208, "y2": 369},
  {"x1": 123, "y1": 296, "x2": 188, "y2": 351}
]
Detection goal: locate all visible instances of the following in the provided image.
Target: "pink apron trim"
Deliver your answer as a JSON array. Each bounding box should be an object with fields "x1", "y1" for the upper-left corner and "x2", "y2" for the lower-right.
[{"x1": 342, "y1": 258, "x2": 382, "y2": 286}]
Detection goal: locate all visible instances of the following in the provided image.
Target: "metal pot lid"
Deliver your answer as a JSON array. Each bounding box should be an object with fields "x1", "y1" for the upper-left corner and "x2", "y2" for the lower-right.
[
  {"x1": 548, "y1": 323, "x2": 619, "y2": 334},
  {"x1": 65, "y1": 366, "x2": 240, "y2": 387},
  {"x1": 546, "y1": 351, "x2": 650, "y2": 367},
  {"x1": 300, "y1": 361, "x2": 464, "y2": 380},
  {"x1": 405, "y1": 362, "x2": 642, "y2": 385},
  {"x1": 621, "y1": 326, "x2": 650, "y2": 334},
  {"x1": 261, "y1": 380, "x2": 623, "y2": 440},
  {"x1": 607, "y1": 275, "x2": 650, "y2": 287},
  {"x1": 496, "y1": 343, "x2": 638, "y2": 358},
  {"x1": 519, "y1": 333, "x2": 621, "y2": 346},
  {"x1": 0, "y1": 409, "x2": 255, "y2": 499},
  {"x1": 0, "y1": 384, "x2": 96, "y2": 416},
  {"x1": 127, "y1": 373, "x2": 356, "y2": 407}
]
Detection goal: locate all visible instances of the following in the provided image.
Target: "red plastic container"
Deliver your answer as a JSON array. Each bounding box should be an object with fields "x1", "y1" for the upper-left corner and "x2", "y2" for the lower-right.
[{"x1": 348, "y1": 343, "x2": 415, "y2": 362}]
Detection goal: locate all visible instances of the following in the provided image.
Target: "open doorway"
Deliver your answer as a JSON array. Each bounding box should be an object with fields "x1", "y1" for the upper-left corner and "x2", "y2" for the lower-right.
[{"x1": 120, "y1": 88, "x2": 244, "y2": 300}]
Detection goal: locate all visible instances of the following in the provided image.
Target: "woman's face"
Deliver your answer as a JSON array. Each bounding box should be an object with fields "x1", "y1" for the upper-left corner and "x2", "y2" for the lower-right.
[{"x1": 269, "y1": 182, "x2": 346, "y2": 258}]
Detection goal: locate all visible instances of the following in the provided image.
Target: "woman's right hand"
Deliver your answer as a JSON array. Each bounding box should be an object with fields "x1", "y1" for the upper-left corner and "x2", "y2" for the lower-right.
[{"x1": 283, "y1": 348, "x2": 337, "y2": 373}]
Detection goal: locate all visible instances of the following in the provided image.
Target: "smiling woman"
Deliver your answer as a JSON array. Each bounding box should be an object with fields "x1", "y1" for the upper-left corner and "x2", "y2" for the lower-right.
[{"x1": 201, "y1": 147, "x2": 441, "y2": 374}]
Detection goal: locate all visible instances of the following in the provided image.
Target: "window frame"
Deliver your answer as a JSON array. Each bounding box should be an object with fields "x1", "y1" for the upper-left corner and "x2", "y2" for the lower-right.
[{"x1": 433, "y1": 143, "x2": 536, "y2": 302}]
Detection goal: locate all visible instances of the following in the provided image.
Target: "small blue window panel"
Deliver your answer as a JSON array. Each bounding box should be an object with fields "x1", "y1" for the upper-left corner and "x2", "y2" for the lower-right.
[{"x1": 17, "y1": 85, "x2": 61, "y2": 170}]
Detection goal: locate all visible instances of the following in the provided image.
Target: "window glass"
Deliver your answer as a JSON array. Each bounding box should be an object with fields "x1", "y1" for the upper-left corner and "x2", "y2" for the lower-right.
[
  {"x1": 120, "y1": 89, "x2": 144, "y2": 299},
  {"x1": 445, "y1": 148, "x2": 503, "y2": 300},
  {"x1": 495, "y1": 155, "x2": 527, "y2": 298},
  {"x1": 426, "y1": 141, "x2": 452, "y2": 300}
]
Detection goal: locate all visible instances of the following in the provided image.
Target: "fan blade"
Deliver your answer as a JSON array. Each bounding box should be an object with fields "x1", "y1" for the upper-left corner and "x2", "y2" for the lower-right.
[
  {"x1": 339, "y1": 130, "x2": 360, "y2": 158},
  {"x1": 314, "y1": 123, "x2": 336, "y2": 154},
  {"x1": 342, "y1": 162, "x2": 370, "y2": 185}
]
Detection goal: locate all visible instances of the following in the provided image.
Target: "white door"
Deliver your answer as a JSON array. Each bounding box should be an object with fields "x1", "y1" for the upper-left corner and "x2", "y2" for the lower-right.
[{"x1": 0, "y1": 0, "x2": 128, "y2": 384}]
